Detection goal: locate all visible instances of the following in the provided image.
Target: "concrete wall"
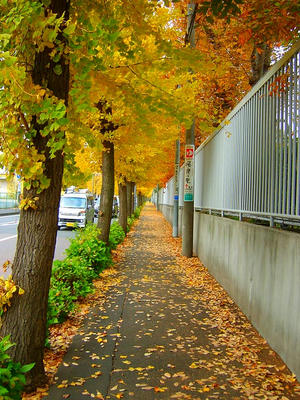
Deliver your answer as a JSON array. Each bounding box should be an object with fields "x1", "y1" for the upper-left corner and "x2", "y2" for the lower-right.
[
  {"x1": 159, "y1": 204, "x2": 183, "y2": 236},
  {"x1": 159, "y1": 204, "x2": 173, "y2": 226},
  {"x1": 160, "y1": 205, "x2": 300, "y2": 379}
]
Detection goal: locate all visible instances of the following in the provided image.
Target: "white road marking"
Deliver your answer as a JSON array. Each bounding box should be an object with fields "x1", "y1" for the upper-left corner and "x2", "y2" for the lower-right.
[
  {"x1": 0, "y1": 214, "x2": 19, "y2": 226},
  {"x1": 0, "y1": 222, "x2": 19, "y2": 227},
  {"x1": 0, "y1": 235, "x2": 17, "y2": 242}
]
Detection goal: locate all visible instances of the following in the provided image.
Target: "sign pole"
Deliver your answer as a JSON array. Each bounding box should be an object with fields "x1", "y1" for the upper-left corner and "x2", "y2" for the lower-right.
[
  {"x1": 182, "y1": 2, "x2": 197, "y2": 257},
  {"x1": 182, "y1": 122, "x2": 195, "y2": 257},
  {"x1": 172, "y1": 139, "x2": 180, "y2": 237}
]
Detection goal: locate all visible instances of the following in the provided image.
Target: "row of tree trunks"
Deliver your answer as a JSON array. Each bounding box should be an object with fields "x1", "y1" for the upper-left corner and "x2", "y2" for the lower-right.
[
  {"x1": 96, "y1": 100, "x2": 137, "y2": 241},
  {"x1": 0, "y1": 0, "x2": 70, "y2": 391},
  {"x1": 137, "y1": 191, "x2": 143, "y2": 207},
  {"x1": 118, "y1": 180, "x2": 127, "y2": 233},
  {"x1": 118, "y1": 179, "x2": 136, "y2": 234}
]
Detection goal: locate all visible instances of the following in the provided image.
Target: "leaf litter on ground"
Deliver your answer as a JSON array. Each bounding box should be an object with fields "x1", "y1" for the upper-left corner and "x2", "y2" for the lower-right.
[{"x1": 23, "y1": 205, "x2": 300, "y2": 399}]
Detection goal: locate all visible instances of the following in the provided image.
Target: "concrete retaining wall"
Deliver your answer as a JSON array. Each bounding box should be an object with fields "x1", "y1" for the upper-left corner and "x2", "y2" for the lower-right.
[
  {"x1": 160, "y1": 205, "x2": 300, "y2": 379},
  {"x1": 159, "y1": 204, "x2": 173, "y2": 226}
]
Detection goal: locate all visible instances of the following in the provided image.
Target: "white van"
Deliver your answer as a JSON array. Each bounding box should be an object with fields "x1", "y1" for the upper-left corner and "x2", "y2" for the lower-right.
[{"x1": 58, "y1": 192, "x2": 94, "y2": 229}]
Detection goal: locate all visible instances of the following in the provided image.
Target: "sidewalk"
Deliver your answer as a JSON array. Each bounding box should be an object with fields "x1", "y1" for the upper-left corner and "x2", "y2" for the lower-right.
[{"x1": 45, "y1": 204, "x2": 299, "y2": 399}]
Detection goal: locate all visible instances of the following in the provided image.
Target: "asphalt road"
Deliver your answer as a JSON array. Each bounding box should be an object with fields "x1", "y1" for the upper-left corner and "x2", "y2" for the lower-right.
[{"x1": 0, "y1": 214, "x2": 76, "y2": 278}]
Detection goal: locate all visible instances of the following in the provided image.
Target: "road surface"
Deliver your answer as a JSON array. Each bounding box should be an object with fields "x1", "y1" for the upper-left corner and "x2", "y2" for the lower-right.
[{"x1": 0, "y1": 214, "x2": 75, "y2": 278}]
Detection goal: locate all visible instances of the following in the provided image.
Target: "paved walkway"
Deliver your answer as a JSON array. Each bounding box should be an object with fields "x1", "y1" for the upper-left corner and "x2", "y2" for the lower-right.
[{"x1": 46, "y1": 204, "x2": 299, "y2": 399}]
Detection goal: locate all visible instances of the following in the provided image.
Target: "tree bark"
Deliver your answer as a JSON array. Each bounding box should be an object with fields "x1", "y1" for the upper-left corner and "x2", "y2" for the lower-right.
[
  {"x1": 137, "y1": 191, "x2": 142, "y2": 207},
  {"x1": 131, "y1": 182, "x2": 135, "y2": 213},
  {"x1": 0, "y1": 0, "x2": 70, "y2": 390},
  {"x1": 126, "y1": 181, "x2": 133, "y2": 218},
  {"x1": 249, "y1": 42, "x2": 272, "y2": 86},
  {"x1": 118, "y1": 180, "x2": 127, "y2": 233},
  {"x1": 97, "y1": 140, "x2": 114, "y2": 244},
  {"x1": 95, "y1": 100, "x2": 118, "y2": 244}
]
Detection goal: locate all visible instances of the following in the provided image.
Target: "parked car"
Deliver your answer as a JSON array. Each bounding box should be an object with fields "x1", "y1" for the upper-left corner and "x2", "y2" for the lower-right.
[
  {"x1": 94, "y1": 197, "x2": 100, "y2": 217},
  {"x1": 112, "y1": 196, "x2": 119, "y2": 217},
  {"x1": 58, "y1": 192, "x2": 94, "y2": 229},
  {"x1": 94, "y1": 196, "x2": 119, "y2": 218}
]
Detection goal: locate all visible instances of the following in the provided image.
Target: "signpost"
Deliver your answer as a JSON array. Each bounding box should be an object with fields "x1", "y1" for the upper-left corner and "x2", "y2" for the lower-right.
[
  {"x1": 172, "y1": 139, "x2": 180, "y2": 237},
  {"x1": 182, "y1": 126, "x2": 195, "y2": 257},
  {"x1": 184, "y1": 145, "x2": 194, "y2": 202},
  {"x1": 182, "y1": 2, "x2": 197, "y2": 257}
]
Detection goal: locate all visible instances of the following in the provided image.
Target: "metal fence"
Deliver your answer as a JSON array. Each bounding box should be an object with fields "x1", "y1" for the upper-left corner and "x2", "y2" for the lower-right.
[
  {"x1": 0, "y1": 192, "x2": 19, "y2": 209},
  {"x1": 158, "y1": 41, "x2": 300, "y2": 227}
]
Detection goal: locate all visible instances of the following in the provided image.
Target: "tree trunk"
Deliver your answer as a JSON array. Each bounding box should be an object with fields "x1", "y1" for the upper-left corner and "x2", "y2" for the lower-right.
[
  {"x1": 0, "y1": 0, "x2": 70, "y2": 390},
  {"x1": 126, "y1": 181, "x2": 133, "y2": 218},
  {"x1": 1, "y1": 154, "x2": 64, "y2": 389},
  {"x1": 249, "y1": 42, "x2": 272, "y2": 86},
  {"x1": 97, "y1": 141, "x2": 114, "y2": 244},
  {"x1": 131, "y1": 182, "x2": 135, "y2": 213},
  {"x1": 137, "y1": 191, "x2": 142, "y2": 207},
  {"x1": 118, "y1": 180, "x2": 127, "y2": 233}
]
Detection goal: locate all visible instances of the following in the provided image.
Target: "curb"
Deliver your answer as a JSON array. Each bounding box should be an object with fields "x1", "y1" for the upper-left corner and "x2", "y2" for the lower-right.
[{"x1": 0, "y1": 209, "x2": 20, "y2": 216}]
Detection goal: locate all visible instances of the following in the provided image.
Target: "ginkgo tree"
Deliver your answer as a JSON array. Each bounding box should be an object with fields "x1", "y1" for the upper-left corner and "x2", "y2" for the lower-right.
[
  {"x1": 0, "y1": 0, "x2": 71, "y2": 390},
  {"x1": 114, "y1": 112, "x2": 181, "y2": 230},
  {"x1": 66, "y1": 4, "x2": 200, "y2": 242},
  {"x1": 0, "y1": 0, "x2": 200, "y2": 389}
]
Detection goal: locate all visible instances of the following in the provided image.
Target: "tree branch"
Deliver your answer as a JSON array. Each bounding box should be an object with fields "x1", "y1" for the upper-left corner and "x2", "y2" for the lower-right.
[
  {"x1": 110, "y1": 57, "x2": 172, "y2": 69},
  {"x1": 18, "y1": 108, "x2": 30, "y2": 133},
  {"x1": 127, "y1": 65, "x2": 175, "y2": 98}
]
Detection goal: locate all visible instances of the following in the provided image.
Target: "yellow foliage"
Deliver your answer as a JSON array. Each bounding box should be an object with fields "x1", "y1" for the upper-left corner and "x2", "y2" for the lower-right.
[
  {"x1": 0, "y1": 276, "x2": 25, "y2": 315},
  {"x1": 0, "y1": 0, "x2": 198, "y2": 195},
  {"x1": 19, "y1": 197, "x2": 39, "y2": 211}
]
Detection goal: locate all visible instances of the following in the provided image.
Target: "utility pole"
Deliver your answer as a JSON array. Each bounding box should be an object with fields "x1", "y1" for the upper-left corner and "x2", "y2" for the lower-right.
[
  {"x1": 172, "y1": 139, "x2": 180, "y2": 237},
  {"x1": 182, "y1": 2, "x2": 197, "y2": 257}
]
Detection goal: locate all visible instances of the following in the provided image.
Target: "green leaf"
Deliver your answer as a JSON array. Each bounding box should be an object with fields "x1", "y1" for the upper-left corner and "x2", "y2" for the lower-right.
[
  {"x1": 53, "y1": 64, "x2": 62, "y2": 75},
  {"x1": 64, "y1": 23, "x2": 76, "y2": 36},
  {"x1": 52, "y1": 53, "x2": 61, "y2": 63},
  {"x1": 19, "y1": 363, "x2": 35, "y2": 373},
  {"x1": 0, "y1": 386, "x2": 9, "y2": 395}
]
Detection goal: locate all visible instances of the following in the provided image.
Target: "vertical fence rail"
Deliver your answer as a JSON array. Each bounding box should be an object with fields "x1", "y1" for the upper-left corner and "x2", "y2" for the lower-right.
[
  {"x1": 0, "y1": 193, "x2": 19, "y2": 209},
  {"x1": 157, "y1": 41, "x2": 300, "y2": 227},
  {"x1": 296, "y1": 53, "x2": 300, "y2": 215}
]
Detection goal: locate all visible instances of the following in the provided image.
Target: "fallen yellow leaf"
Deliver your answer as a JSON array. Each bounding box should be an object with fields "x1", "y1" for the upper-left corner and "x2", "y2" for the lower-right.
[{"x1": 154, "y1": 387, "x2": 167, "y2": 392}]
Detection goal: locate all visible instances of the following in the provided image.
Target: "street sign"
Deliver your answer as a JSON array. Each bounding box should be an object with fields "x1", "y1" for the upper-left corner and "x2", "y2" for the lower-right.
[
  {"x1": 174, "y1": 164, "x2": 180, "y2": 200},
  {"x1": 184, "y1": 145, "x2": 194, "y2": 202},
  {"x1": 185, "y1": 146, "x2": 194, "y2": 159}
]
